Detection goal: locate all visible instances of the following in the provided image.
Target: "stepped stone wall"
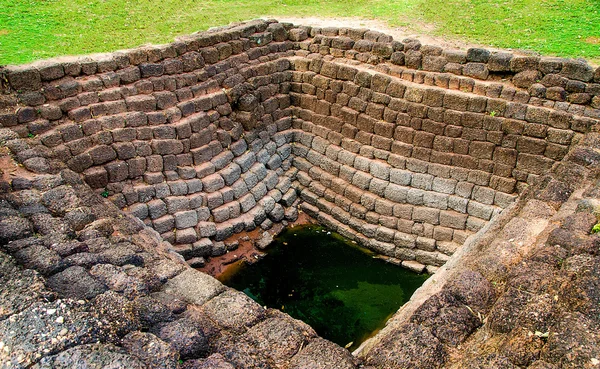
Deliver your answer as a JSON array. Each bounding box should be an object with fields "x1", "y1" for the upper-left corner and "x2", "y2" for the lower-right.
[
  {"x1": 2, "y1": 20, "x2": 599, "y2": 271},
  {"x1": 2, "y1": 19, "x2": 600, "y2": 369}
]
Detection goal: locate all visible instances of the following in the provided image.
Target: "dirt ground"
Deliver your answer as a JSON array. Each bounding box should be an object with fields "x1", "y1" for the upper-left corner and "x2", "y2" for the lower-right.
[
  {"x1": 272, "y1": 16, "x2": 506, "y2": 54},
  {"x1": 199, "y1": 210, "x2": 317, "y2": 278}
]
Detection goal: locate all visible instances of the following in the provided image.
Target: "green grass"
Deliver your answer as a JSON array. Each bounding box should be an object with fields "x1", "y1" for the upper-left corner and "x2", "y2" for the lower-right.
[{"x1": 0, "y1": 0, "x2": 599, "y2": 66}]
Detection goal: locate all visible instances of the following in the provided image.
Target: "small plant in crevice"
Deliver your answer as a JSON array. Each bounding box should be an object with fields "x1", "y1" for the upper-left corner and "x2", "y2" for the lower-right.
[
  {"x1": 100, "y1": 190, "x2": 109, "y2": 198},
  {"x1": 591, "y1": 223, "x2": 600, "y2": 234}
]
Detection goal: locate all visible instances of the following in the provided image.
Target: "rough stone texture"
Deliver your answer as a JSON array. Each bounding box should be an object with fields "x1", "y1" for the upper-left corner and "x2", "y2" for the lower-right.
[
  {"x1": 33, "y1": 344, "x2": 147, "y2": 369},
  {"x1": 162, "y1": 269, "x2": 225, "y2": 305},
  {"x1": 0, "y1": 299, "x2": 112, "y2": 368},
  {"x1": 201, "y1": 289, "x2": 266, "y2": 333},
  {"x1": 365, "y1": 323, "x2": 447, "y2": 369},
  {"x1": 121, "y1": 331, "x2": 179, "y2": 369},
  {"x1": 153, "y1": 318, "x2": 209, "y2": 359},
  {"x1": 288, "y1": 338, "x2": 358, "y2": 369},
  {"x1": 46, "y1": 266, "x2": 107, "y2": 299}
]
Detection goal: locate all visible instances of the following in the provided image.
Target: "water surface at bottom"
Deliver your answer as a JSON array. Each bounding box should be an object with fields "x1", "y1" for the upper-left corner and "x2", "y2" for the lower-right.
[{"x1": 219, "y1": 224, "x2": 429, "y2": 351}]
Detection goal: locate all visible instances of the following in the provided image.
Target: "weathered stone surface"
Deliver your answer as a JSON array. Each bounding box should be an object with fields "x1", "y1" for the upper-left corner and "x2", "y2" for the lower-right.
[
  {"x1": 365, "y1": 323, "x2": 447, "y2": 369},
  {"x1": 182, "y1": 353, "x2": 235, "y2": 369},
  {"x1": 33, "y1": 343, "x2": 146, "y2": 369},
  {"x1": 240, "y1": 311, "x2": 317, "y2": 366},
  {"x1": 122, "y1": 331, "x2": 179, "y2": 369},
  {"x1": 0, "y1": 216, "x2": 33, "y2": 244},
  {"x1": 202, "y1": 290, "x2": 266, "y2": 333},
  {"x1": 0, "y1": 251, "x2": 46, "y2": 320},
  {"x1": 153, "y1": 318, "x2": 209, "y2": 359},
  {"x1": 0, "y1": 300, "x2": 111, "y2": 368},
  {"x1": 288, "y1": 337, "x2": 357, "y2": 369},
  {"x1": 162, "y1": 269, "x2": 224, "y2": 305},
  {"x1": 46, "y1": 266, "x2": 107, "y2": 299},
  {"x1": 411, "y1": 291, "x2": 482, "y2": 346},
  {"x1": 446, "y1": 270, "x2": 496, "y2": 312}
]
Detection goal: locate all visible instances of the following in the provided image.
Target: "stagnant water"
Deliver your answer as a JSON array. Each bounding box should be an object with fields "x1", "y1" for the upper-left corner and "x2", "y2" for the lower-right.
[{"x1": 219, "y1": 225, "x2": 429, "y2": 351}]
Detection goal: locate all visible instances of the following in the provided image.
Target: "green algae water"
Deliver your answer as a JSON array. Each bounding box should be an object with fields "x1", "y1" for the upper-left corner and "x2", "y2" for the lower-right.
[{"x1": 219, "y1": 224, "x2": 429, "y2": 351}]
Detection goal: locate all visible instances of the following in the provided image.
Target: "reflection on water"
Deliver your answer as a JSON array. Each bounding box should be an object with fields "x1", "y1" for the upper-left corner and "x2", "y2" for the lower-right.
[{"x1": 219, "y1": 224, "x2": 429, "y2": 351}]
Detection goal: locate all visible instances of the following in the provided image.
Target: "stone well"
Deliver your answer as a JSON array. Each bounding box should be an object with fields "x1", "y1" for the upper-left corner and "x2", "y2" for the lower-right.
[{"x1": 1, "y1": 19, "x2": 600, "y2": 369}]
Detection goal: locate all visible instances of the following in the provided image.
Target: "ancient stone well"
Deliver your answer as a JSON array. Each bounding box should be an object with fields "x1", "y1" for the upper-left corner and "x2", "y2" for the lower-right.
[
  {"x1": 3, "y1": 20, "x2": 598, "y2": 275},
  {"x1": 3, "y1": 18, "x2": 600, "y2": 369}
]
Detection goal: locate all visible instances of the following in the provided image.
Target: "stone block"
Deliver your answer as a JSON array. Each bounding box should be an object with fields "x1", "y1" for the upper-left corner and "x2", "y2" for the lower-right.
[
  {"x1": 411, "y1": 173, "x2": 433, "y2": 191},
  {"x1": 214, "y1": 221, "x2": 236, "y2": 241},
  {"x1": 167, "y1": 181, "x2": 187, "y2": 196},
  {"x1": 175, "y1": 228, "x2": 197, "y2": 244},
  {"x1": 369, "y1": 178, "x2": 389, "y2": 197},
  {"x1": 202, "y1": 173, "x2": 225, "y2": 193},
  {"x1": 162, "y1": 269, "x2": 224, "y2": 306},
  {"x1": 370, "y1": 160, "x2": 390, "y2": 181},
  {"x1": 206, "y1": 191, "x2": 224, "y2": 210},
  {"x1": 191, "y1": 238, "x2": 213, "y2": 258},
  {"x1": 443, "y1": 92, "x2": 469, "y2": 111},
  {"x1": 125, "y1": 95, "x2": 156, "y2": 112},
  {"x1": 466, "y1": 48, "x2": 491, "y2": 63},
  {"x1": 153, "y1": 215, "x2": 175, "y2": 234},
  {"x1": 148, "y1": 199, "x2": 167, "y2": 219},
  {"x1": 463, "y1": 63, "x2": 489, "y2": 80},
  {"x1": 174, "y1": 210, "x2": 198, "y2": 229},
  {"x1": 220, "y1": 163, "x2": 242, "y2": 186},
  {"x1": 433, "y1": 226, "x2": 454, "y2": 242},
  {"x1": 83, "y1": 167, "x2": 108, "y2": 188},
  {"x1": 351, "y1": 171, "x2": 372, "y2": 190},
  {"x1": 196, "y1": 222, "x2": 217, "y2": 238},
  {"x1": 466, "y1": 217, "x2": 487, "y2": 232},
  {"x1": 268, "y1": 203, "x2": 285, "y2": 222},
  {"x1": 393, "y1": 231, "x2": 416, "y2": 248},
  {"x1": 129, "y1": 203, "x2": 148, "y2": 220},
  {"x1": 212, "y1": 204, "x2": 232, "y2": 223},
  {"x1": 140, "y1": 63, "x2": 164, "y2": 77},
  {"x1": 431, "y1": 177, "x2": 457, "y2": 194},
  {"x1": 494, "y1": 192, "x2": 517, "y2": 208},
  {"x1": 488, "y1": 52, "x2": 512, "y2": 72},
  {"x1": 472, "y1": 186, "x2": 495, "y2": 205},
  {"x1": 448, "y1": 195, "x2": 468, "y2": 213},
  {"x1": 423, "y1": 192, "x2": 448, "y2": 210},
  {"x1": 416, "y1": 236, "x2": 436, "y2": 252},
  {"x1": 239, "y1": 193, "x2": 257, "y2": 213},
  {"x1": 406, "y1": 188, "x2": 424, "y2": 206},
  {"x1": 151, "y1": 139, "x2": 183, "y2": 155},
  {"x1": 384, "y1": 183, "x2": 408, "y2": 203},
  {"x1": 144, "y1": 172, "x2": 164, "y2": 185},
  {"x1": 186, "y1": 179, "x2": 203, "y2": 194},
  {"x1": 467, "y1": 201, "x2": 494, "y2": 220},
  {"x1": 7, "y1": 65, "x2": 42, "y2": 90},
  {"x1": 164, "y1": 196, "x2": 190, "y2": 213},
  {"x1": 89, "y1": 145, "x2": 117, "y2": 165},
  {"x1": 412, "y1": 207, "x2": 440, "y2": 225},
  {"x1": 455, "y1": 181, "x2": 474, "y2": 198},
  {"x1": 560, "y1": 59, "x2": 595, "y2": 82},
  {"x1": 439, "y1": 210, "x2": 468, "y2": 229},
  {"x1": 251, "y1": 182, "x2": 269, "y2": 201}
]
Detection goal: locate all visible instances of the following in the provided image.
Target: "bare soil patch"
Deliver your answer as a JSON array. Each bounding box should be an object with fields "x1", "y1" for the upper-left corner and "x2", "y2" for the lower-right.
[
  {"x1": 585, "y1": 36, "x2": 600, "y2": 45},
  {"x1": 0, "y1": 147, "x2": 35, "y2": 184},
  {"x1": 199, "y1": 211, "x2": 317, "y2": 278},
  {"x1": 272, "y1": 16, "x2": 501, "y2": 52}
]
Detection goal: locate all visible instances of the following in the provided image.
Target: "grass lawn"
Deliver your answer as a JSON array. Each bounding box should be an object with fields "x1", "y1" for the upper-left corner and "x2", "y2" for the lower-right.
[{"x1": 0, "y1": 0, "x2": 599, "y2": 66}]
